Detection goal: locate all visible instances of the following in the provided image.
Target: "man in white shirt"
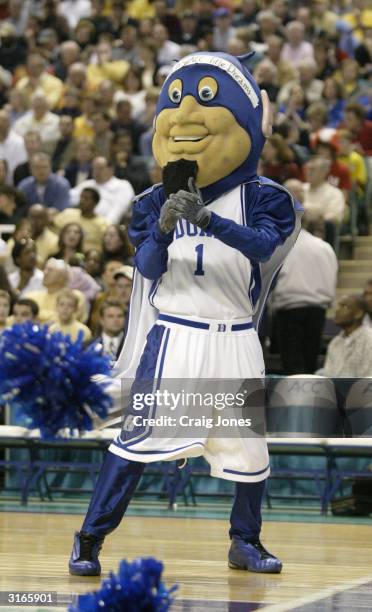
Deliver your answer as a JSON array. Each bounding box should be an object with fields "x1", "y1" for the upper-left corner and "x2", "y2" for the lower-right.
[
  {"x1": 57, "y1": 0, "x2": 92, "y2": 30},
  {"x1": 152, "y1": 23, "x2": 180, "y2": 66},
  {"x1": 13, "y1": 91, "x2": 60, "y2": 155},
  {"x1": 70, "y1": 157, "x2": 134, "y2": 224},
  {"x1": 271, "y1": 179, "x2": 338, "y2": 374},
  {"x1": 319, "y1": 294, "x2": 372, "y2": 377},
  {"x1": 0, "y1": 109, "x2": 27, "y2": 183},
  {"x1": 8, "y1": 238, "x2": 44, "y2": 296},
  {"x1": 281, "y1": 21, "x2": 314, "y2": 67},
  {"x1": 303, "y1": 156, "x2": 345, "y2": 238}
]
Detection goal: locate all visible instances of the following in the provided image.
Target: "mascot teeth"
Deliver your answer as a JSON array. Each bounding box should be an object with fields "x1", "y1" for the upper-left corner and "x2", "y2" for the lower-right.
[{"x1": 173, "y1": 136, "x2": 205, "y2": 142}]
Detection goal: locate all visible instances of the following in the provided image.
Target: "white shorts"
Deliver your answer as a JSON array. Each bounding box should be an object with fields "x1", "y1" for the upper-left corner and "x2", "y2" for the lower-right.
[{"x1": 109, "y1": 314, "x2": 270, "y2": 483}]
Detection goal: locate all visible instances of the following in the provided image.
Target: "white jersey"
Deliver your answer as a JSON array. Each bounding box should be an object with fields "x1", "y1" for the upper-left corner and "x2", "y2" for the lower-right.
[
  {"x1": 108, "y1": 178, "x2": 302, "y2": 480},
  {"x1": 152, "y1": 186, "x2": 257, "y2": 319}
]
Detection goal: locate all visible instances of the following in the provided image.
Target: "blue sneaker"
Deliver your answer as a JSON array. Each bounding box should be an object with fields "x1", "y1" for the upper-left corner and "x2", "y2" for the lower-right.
[
  {"x1": 228, "y1": 537, "x2": 282, "y2": 574},
  {"x1": 69, "y1": 531, "x2": 103, "y2": 576}
]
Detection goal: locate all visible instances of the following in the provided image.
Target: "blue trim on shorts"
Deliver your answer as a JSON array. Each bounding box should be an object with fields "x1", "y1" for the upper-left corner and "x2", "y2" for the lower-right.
[
  {"x1": 118, "y1": 325, "x2": 169, "y2": 448},
  {"x1": 223, "y1": 464, "x2": 270, "y2": 477},
  {"x1": 111, "y1": 441, "x2": 206, "y2": 455},
  {"x1": 231, "y1": 322, "x2": 253, "y2": 331},
  {"x1": 156, "y1": 327, "x2": 170, "y2": 384},
  {"x1": 159, "y1": 314, "x2": 209, "y2": 329},
  {"x1": 158, "y1": 314, "x2": 253, "y2": 332}
]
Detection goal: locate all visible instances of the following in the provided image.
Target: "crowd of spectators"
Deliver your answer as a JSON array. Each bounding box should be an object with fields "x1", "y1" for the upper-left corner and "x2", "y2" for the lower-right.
[{"x1": 0, "y1": 0, "x2": 371, "y2": 368}]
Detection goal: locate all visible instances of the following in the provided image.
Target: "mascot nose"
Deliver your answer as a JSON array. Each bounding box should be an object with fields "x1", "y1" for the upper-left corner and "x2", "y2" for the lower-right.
[{"x1": 169, "y1": 95, "x2": 205, "y2": 126}]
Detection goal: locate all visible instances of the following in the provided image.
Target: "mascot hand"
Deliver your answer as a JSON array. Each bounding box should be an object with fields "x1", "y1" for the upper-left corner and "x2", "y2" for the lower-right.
[
  {"x1": 171, "y1": 178, "x2": 211, "y2": 230},
  {"x1": 159, "y1": 197, "x2": 183, "y2": 234}
]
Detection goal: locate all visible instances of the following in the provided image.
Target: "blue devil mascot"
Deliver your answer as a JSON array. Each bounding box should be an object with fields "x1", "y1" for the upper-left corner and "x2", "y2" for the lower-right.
[{"x1": 69, "y1": 51, "x2": 302, "y2": 576}]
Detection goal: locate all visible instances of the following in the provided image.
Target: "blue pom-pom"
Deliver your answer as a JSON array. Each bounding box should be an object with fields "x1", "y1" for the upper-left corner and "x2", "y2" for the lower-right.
[
  {"x1": 0, "y1": 322, "x2": 113, "y2": 438},
  {"x1": 69, "y1": 557, "x2": 177, "y2": 612}
]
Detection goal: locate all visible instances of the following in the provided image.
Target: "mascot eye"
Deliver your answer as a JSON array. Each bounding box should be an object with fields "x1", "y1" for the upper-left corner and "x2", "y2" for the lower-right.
[
  {"x1": 197, "y1": 77, "x2": 218, "y2": 103},
  {"x1": 199, "y1": 86, "x2": 215, "y2": 101},
  {"x1": 169, "y1": 88, "x2": 182, "y2": 103},
  {"x1": 168, "y1": 79, "x2": 183, "y2": 104}
]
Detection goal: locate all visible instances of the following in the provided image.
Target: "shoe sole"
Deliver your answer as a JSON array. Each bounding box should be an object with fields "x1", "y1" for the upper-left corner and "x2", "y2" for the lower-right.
[
  {"x1": 228, "y1": 560, "x2": 282, "y2": 574},
  {"x1": 69, "y1": 566, "x2": 101, "y2": 577}
]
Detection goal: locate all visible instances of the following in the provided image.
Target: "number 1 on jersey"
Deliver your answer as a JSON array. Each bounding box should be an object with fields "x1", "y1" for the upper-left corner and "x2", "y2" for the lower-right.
[{"x1": 194, "y1": 244, "x2": 205, "y2": 276}]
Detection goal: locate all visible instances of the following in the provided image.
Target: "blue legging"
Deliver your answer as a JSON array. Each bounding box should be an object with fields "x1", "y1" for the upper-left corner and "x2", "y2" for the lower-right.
[{"x1": 82, "y1": 451, "x2": 266, "y2": 542}]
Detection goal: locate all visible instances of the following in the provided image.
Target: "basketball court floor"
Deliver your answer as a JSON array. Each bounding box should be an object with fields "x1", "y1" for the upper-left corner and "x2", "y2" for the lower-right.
[{"x1": 1, "y1": 508, "x2": 371, "y2": 611}]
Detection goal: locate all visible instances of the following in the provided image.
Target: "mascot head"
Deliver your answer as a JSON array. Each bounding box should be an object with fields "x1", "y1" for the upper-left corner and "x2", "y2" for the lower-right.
[{"x1": 152, "y1": 51, "x2": 272, "y2": 201}]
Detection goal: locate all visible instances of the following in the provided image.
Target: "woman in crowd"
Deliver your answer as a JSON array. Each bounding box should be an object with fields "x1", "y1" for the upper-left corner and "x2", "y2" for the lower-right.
[
  {"x1": 101, "y1": 224, "x2": 133, "y2": 265},
  {"x1": 114, "y1": 66, "x2": 147, "y2": 120},
  {"x1": 277, "y1": 83, "x2": 308, "y2": 128},
  {"x1": 84, "y1": 248, "x2": 104, "y2": 288},
  {"x1": 53, "y1": 222, "x2": 85, "y2": 265},
  {"x1": 322, "y1": 77, "x2": 346, "y2": 128}
]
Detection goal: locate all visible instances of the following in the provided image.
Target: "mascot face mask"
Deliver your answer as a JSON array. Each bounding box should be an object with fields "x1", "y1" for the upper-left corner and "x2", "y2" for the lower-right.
[{"x1": 152, "y1": 52, "x2": 272, "y2": 198}]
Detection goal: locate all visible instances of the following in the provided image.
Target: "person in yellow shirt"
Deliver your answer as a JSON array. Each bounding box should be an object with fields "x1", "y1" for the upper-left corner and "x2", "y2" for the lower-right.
[
  {"x1": 15, "y1": 53, "x2": 64, "y2": 110},
  {"x1": 128, "y1": 0, "x2": 155, "y2": 20},
  {"x1": 53, "y1": 187, "x2": 109, "y2": 251},
  {"x1": 87, "y1": 42, "x2": 129, "y2": 87},
  {"x1": 49, "y1": 288, "x2": 92, "y2": 343},
  {"x1": 28, "y1": 204, "x2": 59, "y2": 265},
  {"x1": 338, "y1": 129, "x2": 367, "y2": 194},
  {"x1": 311, "y1": 0, "x2": 338, "y2": 35},
  {"x1": 73, "y1": 95, "x2": 98, "y2": 141},
  {"x1": 27, "y1": 258, "x2": 87, "y2": 325}
]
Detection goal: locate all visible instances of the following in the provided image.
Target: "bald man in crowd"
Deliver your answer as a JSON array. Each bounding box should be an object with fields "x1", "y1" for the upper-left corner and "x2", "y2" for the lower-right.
[
  {"x1": 69, "y1": 156, "x2": 134, "y2": 224},
  {"x1": 27, "y1": 257, "x2": 87, "y2": 325},
  {"x1": 303, "y1": 156, "x2": 345, "y2": 244},
  {"x1": 18, "y1": 153, "x2": 70, "y2": 210}
]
